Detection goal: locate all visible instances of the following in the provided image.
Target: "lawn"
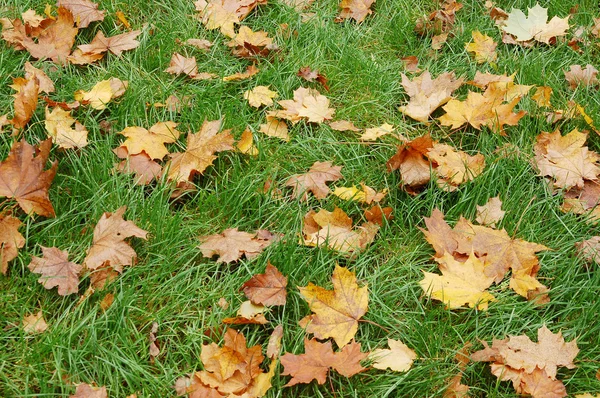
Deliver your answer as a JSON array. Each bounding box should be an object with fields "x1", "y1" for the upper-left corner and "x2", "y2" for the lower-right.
[{"x1": 1, "y1": 0, "x2": 600, "y2": 397}]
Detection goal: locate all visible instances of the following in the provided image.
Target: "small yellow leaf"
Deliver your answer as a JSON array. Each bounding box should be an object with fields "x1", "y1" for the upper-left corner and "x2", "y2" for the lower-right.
[
  {"x1": 237, "y1": 128, "x2": 259, "y2": 155},
  {"x1": 259, "y1": 118, "x2": 289, "y2": 141},
  {"x1": 244, "y1": 86, "x2": 278, "y2": 108},
  {"x1": 370, "y1": 339, "x2": 417, "y2": 372}
]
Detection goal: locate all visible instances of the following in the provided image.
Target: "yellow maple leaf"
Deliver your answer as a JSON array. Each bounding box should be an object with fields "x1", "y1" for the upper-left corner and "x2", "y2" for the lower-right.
[
  {"x1": 44, "y1": 106, "x2": 88, "y2": 149},
  {"x1": 117, "y1": 121, "x2": 181, "y2": 160},
  {"x1": 244, "y1": 86, "x2": 278, "y2": 108},
  {"x1": 465, "y1": 30, "x2": 497, "y2": 64},
  {"x1": 501, "y1": 4, "x2": 569, "y2": 44}
]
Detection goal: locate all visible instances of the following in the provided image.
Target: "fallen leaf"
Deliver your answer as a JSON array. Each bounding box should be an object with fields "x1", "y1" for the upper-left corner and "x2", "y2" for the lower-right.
[
  {"x1": 336, "y1": 0, "x2": 375, "y2": 23},
  {"x1": 0, "y1": 139, "x2": 57, "y2": 217},
  {"x1": 501, "y1": 4, "x2": 569, "y2": 44},
  {"x1": 44, "y1": 106, "x2": 88, "y2": 149},
  {"x1": 533, "y1": 129, "x2": 600, "y2": 190},
  {"x1": 114, "y1": 149, "x2": 162, "y2": 185},
  {"x1": 28, "y1": 246, "x2": 82, "y2": 296},
  {"x1": 195, "y1": 0, "x2": 266, "y2": 38},
  {"x1": 9, "y1": 75, "x2": 39, "y2": 129},
  {"x1": 476, "y1": 196, "x2": 505, "y2": 227},
  {"x1": 223, "y1": 300, "x2": 268, "y2": 324},
  {"x1": 298, "y1": 265, "x2": 368, "y2": 348},
  {"x1": 332, "y1": 183, "x2": 387, "y2": 204},
  {"x1": 297, "y1": 66, "x2": 329, "y2": 91},
  {"x1": 415, "y1": 0, "x2": 462, "y2": 36},
  {"x1": 387, "y1": 134, "x2": 434, "y2": 189},
  {"x1": 74, "y1": 78, "x2": 128, "y2": 110},
  {"x1": 0, "y1": 214, "x2": 25, "y2": 275},
  {"x1": 241, "y1": 262, "x2": 288, "y2": 306},
  {"x1": 24, "y1": 62, "x2": 54, "y2": 94},
  {"x1": 532, "y1": 86, "x2": 552, "y2": 107},
  {"x1": 21, "y1": 7, "x2": 78, "y2": 64},
  {"x1": 575, "y1": 236, "x2": 600, "y2": 265},
  {"x1": 398, "y1": 71, "x2": 464, "y2": 122},
  {"x1": 431, "y1": 32, "x2": 448, "y2": 50},
  {"x1": 420, "y1": 252, "x2": 496, "y2": 310},
  {"x1": 227, "y1": 26, "x2": 275, "y2": 58},
  {"x1": 364, "y1": 205, "x2": 393, "y2": 225},
  {"x1": 285, "y1": 161, "x2": 343, "y2": 201},
  {"x1": 360, "y1": 123, "x2": 395, "y2": 141},
  {"x1": 116, "y1": 121, "x2": 181, "y2": 159},
  {"x1": 259, "y1": 118, "x2": 289, "y2": 141},
  {"x1": 23, "y1": 311, "x2": 48, "y2": 334},
  {"x1": 164, "y1": 53, "x2": 199, "y2": 78},
  {"x1": 370, "y1": 338, "x2": 417, "y2": 372},
  {"x1": 236, "y1": 127, "x2": 258, "y2": 155},
  {"x1": 57, "y1": 0, "x2": 106, "y2": 28},
  {"x1": 401, "y1": 56, "x2": 420, "y2": 72},
  {"x1": 198, "y1": 228, "x2": 276, "y2": 263},
  {"x1": 244, "y1": 86, "x2": 278, "y2": 108},
  {"x1": 166, "y1": 118, "x2": 234, "y2": 183},
  {"x1": 69, "y1": 383, "x2": 108, "y2": 398},
  {"x1": 427, "y1": 143, "x2": 486, "y2": 190},
  {"x1": 328, "y1": 120, "x2": 360, "y2": 132},
  {"x1": 84, "y1": 206, "x2": 148, "y2": 272},
  {"x1": 564, "y1": 64, "x2": 599, "y2": 89},
  {"x1": 267, "y1": 325, "x2": 283, "y2": 359},
  {"x1": 185, "y1": 38, "x2": 213, "y2": 50},
  {"x1": 465, "y1": 30, "x2": 497, "y2": 63},
  {"x1": 269, "y1": 87, "x2": 334, "y2": 124},
  {"x1": 149, "y1": 322, "x2": 160, "y2": 358},
  {"x1": 99, "y1": 293, "x2": 114, "y2": 311},
  {"x1": 77, "y1": 30, "x2": 141, "y2": 56},
  {"x1": 116, "y1": 10, "x2": 131, "y2": 29},
  {"x1": 281, "y1": 338, "x2": 367, "y2": 386},
  {"x1": 222, "y1": 65, "x2": 259, "y2": 81}
]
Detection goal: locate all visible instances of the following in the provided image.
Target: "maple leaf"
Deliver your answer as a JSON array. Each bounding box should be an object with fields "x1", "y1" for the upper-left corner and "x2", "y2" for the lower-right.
[
  {"x1": 9, "y1": 75, "x2": 39, "y2": 129},
  {"x1": 84, "y1": 206, "x2": 148, "y2": 272},
  {"x1": 44, "y1": 106, "x2": 88, "y2": 149},
  {"x1": 74, "y1": 78, "x2": 128, "y2": 110},
  {"x1": 114, "y1": 148, "x2": 162, "y2": 185},
  {"x1": 24, "y1": 62, "x2": 55, "y2": 94},
  {"x1": 223, "y1": 300, "x2": 268, "y2": 324},
  {"x1": 532, "y1": 86, "x2": 552, "y2": 107},
  {"x1": 285, "y1": 161, "x2": 342, "y2": 201},
  {"x1": 427, "y1": 143, "x2": 486, "y2": 190},
  {"x1": 23, "y1": 311, "x2": 48, "y2": 334},
  {"x1": 336, "y1": 0, "x2": 375, "y2": 23},
  {"x1": 501, "y1": 4, "x2": 569, "y2": 44},
  {"x1": 28, "y1": 246, "x2": 82, "y2": 296},
  {"x1": 398, "y1": 71, "x2": 464, "y2": 122},
  {"x1": 236, "y1": 127, "x2": 259, "y2": 155},
  {"x1": 227, "y1": 26, "x2": 275, "y2": 58},
  {"x1": 222, "y1": 65, "x2": 259, "y2": 81},
  {"x1": 164, "y1": 53, "x2": 200, "y2": 78},
  {"x1": 533, "y1": 129, "x2": 600, "y2": 190},
  {"x1": 117, "y1": 121, "x2": 181, "y2": 159},
  {"x1": 166, "y1": 118, "x2": 235, "y2": 183},
  {"x1": 475, "y1": 196, "x2": 505, "y2": 227},
  {"x1": 420, "y1": 252, "x2": 496, "y2": 310},
  {"x1": 69, "y1": 383, "x2": 108, "y2": 398},
  {"x1": 269, "y1": 87, "x2": 334, "y2": 124},
  {"x1": 21, "y1": 7, "x2": 78, "y2": 64},
  {"x1": 575, "y1": 236, "x2": 600, "y2": 265},
  {"x1": 198, "y1": 228, "x2": 277, "y2": 263},
  {"x1": 415, "y1": 0, "x2": 462, "y2": 36},
  {"x1": 297, "y1": 66, "x2": 329, "y2": 91},
  {"x1": 259, "y1": 118, "x2": 289, "y2": 141},
  {"x1": 244, "y1": 86, "x2": 278, "y2": 108},
  {"x1": 267, "y1": 325, "x2": 283, "y2": 359},
  {"x1": 0, "y1": 139, "x2": 57, "y2": 217},
  {"x1": 298, "y1": 265, "x2": 368, "y2": 348},
  {"x1": 329, "y1": 120, "x2": 360, "y2": 132},
  {"x1": 332, "y1": 183, "x2": 387, "y2": 204},
  {"x1": 77, "y1": 30, "x2": 142, "y2": 56},
  {"x1": 241, "y1": 263, "x2": 288, "y2": 306},
  {"x1": 302, "y1": 207, "x2": 379, "y2": 253},
  {"x1": 465, "y1": 30, "x2": 497, "y2": 63},
  {"x1": 280, "y1": 339, "x2": 367, "y2": 386},
  {"x1": 370, "y1": 338, "x2": 417, "y2": 372},
  {"x1": 564, "y1": 64, "x2": 599, "y2": 89},
  {"x1": 360, "y1": 123, "x2": 397, "y2": 141},
  {"x1": 387, "y1": 134, "x2": 434, "y2": 189},
  {"x1": 472, "y1": 325, "x2": 578, "y2": 398},
  {"x1": 0, "y1": 213, "x2": 25, "y2": 275},
  {"x1": 185, "y1": 38, "x2": 213, "y2": 50},
  {"x1": 57, "y1": 0, "x2": 106, "y2": 28}
]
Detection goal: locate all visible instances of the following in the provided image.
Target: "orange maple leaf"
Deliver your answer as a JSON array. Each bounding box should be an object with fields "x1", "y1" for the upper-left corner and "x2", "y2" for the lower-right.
[
  {"x1": 198, "y1": 228, "x2": 278, "y2": 263},
  {"x1": 0, "y1": 213, "x2": 25, "y2": 275},
  {"x1": 28, "y1": 246, "x2": 82, "y2": 296},
  {"x1": 285, "y1": 161, "x2": 342, "y2": 201},
  {"x1": 241, "y1": 262, "x2": 288, "y2": 306}
]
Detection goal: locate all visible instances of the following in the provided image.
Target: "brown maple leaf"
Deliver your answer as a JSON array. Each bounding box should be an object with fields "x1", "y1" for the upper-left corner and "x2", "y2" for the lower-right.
[
  {"x1": 0, "y1": 139, "x2": 57, "y2": 217},
  {"x1": 194, "y1": 0, "x2": 266, "y2": 38},
  {"x1": 268, "y1": 87, "x2": 334, "y2": 124},
  {"x1": 564, "y1": 64, "x2": 599, "y2": 89},
  {"x1": 415, "y1": 0, "x2": 463, "y2": 36},
  {"x1": 302, "y1": 207, "x2": 379, "y2": 254},
  {"x1": 280, "y1": 338, "x2": 367, "y2": 386},
  {"x1": 0, "y1": 213, "x2": 25, "y2": 275},
  {"x1": 23, "y1": 311, "x2": 49, "y2": 334},
  {"x1": 336, "y1": 0, "x2": 375, "y2": 23},
  {"x1": 398, "y1": 71, "x2": 464, "y2": 122},
  {"x1": 28, "y1": 246, "x2": 82, "y2": 296},
  {"x1": 387, "y1": 134, "x2": 434, "y2": 189},
  {"x1": 24, "y1": 62, "x2": 55, "y2": 94},
  {"x1": 21, "y1": 7, "x2": 78, "y2": 64},
  {"x1": 57, "y1": 0, "x2": 106, "y2": 28},
  {"x1": 44, "y1": 106, "x2": 88, "y2": 149},
  {"x1": 370, "y1": 338, "x2": 417, "y2": 372},
  {"x1": 285, "y1": 161, "x2": 343, "y2": 201},
  {"x1": 77, "y1": 30, "x2": 142, "y2": 56},
  {"x1": 575, "y1": 236, "x2": 600, "y2": 265},
  {"x1": 475, "y1": 196, "x2": 505, "y2": 227},
  {"x1": 9, "y1": 75, "x2": 39, "y2": 129},
  {"x1": 533, "y1": 129, "x2": 600, "y2": 190},
  {"x1": 166, "y1": 118, "x2": 235, "y2": 183},
  {"x1": 84, "y1": 206, "x2": 148, "y2": 272},
  {"x1": 227, "y1": 26, "x2": 276, "y2": 58},
  {"x1": 114, "y1": 148, "x2": 162, "y2": 185},
  {"x1": 69, "y1": 383, "x2": 108, "y2": 398},
  {"x1": 222, "y1": 300, "x2": 268, "y2": 325},
  {"x1": 164, "y1": 53, "x2": 200, "y2": 78},
  {"x1": 297, "y1": 66, "x2": 329, "y2": 91},
  {"x1": 199, "y1": 228, "x2": 277, "y2": 263},
  {"x1": 240, "y1": 262, "x2": 288, "y2": 306},
  {"x1": 298, "y1": 265, "x2": 368, "y2": 348}
]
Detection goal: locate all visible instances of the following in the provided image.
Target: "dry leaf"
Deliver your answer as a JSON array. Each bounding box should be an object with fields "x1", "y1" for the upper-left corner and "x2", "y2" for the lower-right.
[
  {"x1": 427, "y1": 143, "x2": 486, "y2": 190},
  {"x1": 185, "y1": 38, "x2": 213, "y2": 50},
  {"x1": 57, "y1": 0, "x2": 106, "y2": 28},
  {"x1": 401, "y1": 56, "x2": 420, "y2": 72},
  {"x1": 241, "y1": 262, "x2": 288, "y2": 306},
  {"x1": 532, "y1": 86, "x2": 552, "y2": 107},
  {"x1": 420, "y1": 252, "x2": 496, "y2": 310},
  {"x1": 44, "y1": 106, "x2": 88, "y2": 149},
  {"x1": 69, "y1": 383, "x2": 108, "y2": 398},
  {"x1": 74, "y1": 78, "x2": 128, "y2": 110},
  {"x1": 223, "y1": 300, "x2": 268, "y2": 324},
  {"x1": 166, "y1": 118, "x2": 234, "y2": 183},
  {"x1": 266, "y1": 325, "x2": 283, "y2": 359},
  {"x1": 23, "y1": 311, "x2": 48, "y2": 334},
  {"x1": 28, "y1": 246, "x2": 82, "y2": 296},
  {"x1": 564, "y1": 64, "x2": 599, "y2": 89},
  {"x1": 575, "y1": 236, "x2": 600, "y2": 265},
  {"x1": 0, "y1": 139, "x2": 57, "y2": 217},
  {"x1": 297, "y1": 66, "x2": 329, "y2": 91},
  {"x1": 99, "y1": 293, "x2": 114, "y2": 311},
  {"x1": 117, "y1": 121, "x2": 181, "y2": 160},
  {"x1": 328, "y1": 120, "x2": 360, "y2": 132},
  {"x1": 286, "y1": 161, "x2": 343, "y2": 201},
  {"x1": 476, "y1": 196, "x2": 505, "y2": 227},
  {"x1": 114, "y1": 149, "x2": 162, "y2": 185},
  {"x1": 236, "y1": 127, "x2": 258, "y2": 155},
  {"x1": 501, "y1": 4, "x2": 570, "y2": 44},
  {"x1": 0, "y1": 213, "x2": 25, "y2": 275},
  {"x1": 259, "y1": 118, "x2": 289, "y2": 141},
  {"x1": 84, "y1": 206, "x2": 148, "y2": 272},
  {"x1": 198, "y1": 228, "x2": 277, "y2": 263},
  {"x1": 465, "y1": 30, "x2": 497, "y2": 63},
  {"x1": 370, "y1": 338, "x2": 417, "y2": 372},
  {"x1": 336, "y1": 0, "x2": 375, "y2": 23},
  {"x1": 164, "y1": 53, "x2": 199, "y2": 78},
  {"x1": 222, "y1": 65, "x2": 259, "y2": 81},
  {"x1": 332, "y1": 183, "x2": 387, "y2": 204},
  {"x1": 364, "y1": 205, "x2": 393, "y2": 225},
  {"x1": 24, "y1": 62, "x2": 54, "y2": 94},
  {"x1": 21, "y1": 7, "x2": 78, "y2": 64},
  {"x1": 431, "y1": 32, "x2": 448, "y2": 50},
  {"x1": 268, "y1": 87, "x2": 334, "y2": 124},
  {"x1": 244, "y1": 86, "x2": 278, "y2": 108},
  {"x1": 398, "y1": 71, "x2": 464, "y2": 122},
  {"x1": 227, "y1": 26, "x2": 275, "y2": 58},
  {"x1": 360, "y1": 123, "x2": 395, "y2": 141},
  {"x1": 77, "y1": 30, "x2": 141, "y2": 56},
  {"x1": 415, "y1": 0, "x2": 463, "y2": 36},
  {"x1": 194, "y1": 0, "x2": 265, "y2": 38},
  {"x1": 9, "y1": 75, "x2": 39, "y2": 129},
  {"x1": 298, "y1": 265, "x2": 368, "y2": 348},
  {"x1": 149, "y1": 322, "x2": 160, "y2": 358},
  {"x1": 387, "y1": 134, "x2": 433, "y2": 189}
]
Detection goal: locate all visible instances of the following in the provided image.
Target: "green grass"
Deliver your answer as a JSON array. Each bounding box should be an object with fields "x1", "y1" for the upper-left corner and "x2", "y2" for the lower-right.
[{"x1": 1, "y1": 0, "x2": 600, "y2": 396}]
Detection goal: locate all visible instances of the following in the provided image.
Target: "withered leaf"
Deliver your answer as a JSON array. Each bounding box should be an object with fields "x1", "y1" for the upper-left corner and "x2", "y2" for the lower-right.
[
  {"x1": 69, "y1": 383, "x2": 108, "y2": 398},
  {"x1": 241, "y1": 262, "x2": 288, "y2": 306},
  {"x1": 336, "y1": 0, "x2": 375, "y2": 23},
  {"x1": 114, "y1": 148, "x2": 162, "y2": 185},
  {"x1": 23, "y1": 311, "x2": 48, "y2": 334},
  {"x1": 199, "y1": 228, "x2": 277, "y2": 263},
  {"x1": 285, "y1": 161, "x2": 342, "y2": 201},
  {"x1": 84, "y1": 206, "x2": 148, "y2": 272},
  {"x1": 77, "y1": 30, "x2": 141, "y2": 56},
  {"x1": 475, "y1": 196, "x2": 505, "y2": 227},
  {"x1": 370, "y1": 338, "x2": 417, "y2": 372},
  {"x1": 58, "y1": 0, "x2": 106, "y2": 28},
  {"x1": 501, "y1": 4, "x2": 570, "y2": 44},
  {"x1": 0, "y1": 213, "x2": 25, "y2": 275},
  {"x1": 117, "y1": 121, "x2": 181, "y2": 160},
  {"x1": 21, "y1": 7, "x2": 78, "y2": 64},
  {"x1": 298, "y1": 265, "x2": 368, "y2": 348},
  {"x1": 28, "y1": 246, "x2": 82, "y2": 296},
  {"x1": 0, "y1": 139, "x2": 57, "y2": 217},
  {"x1": 564, "y1": 64, "x2": 599, "y2": 89},
  {"x1": 465, "y1": 30, "x2": 497, "y2": 63},
  {"x1": 9, "y1": 75, "x2": 39, "y2": 129}
]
